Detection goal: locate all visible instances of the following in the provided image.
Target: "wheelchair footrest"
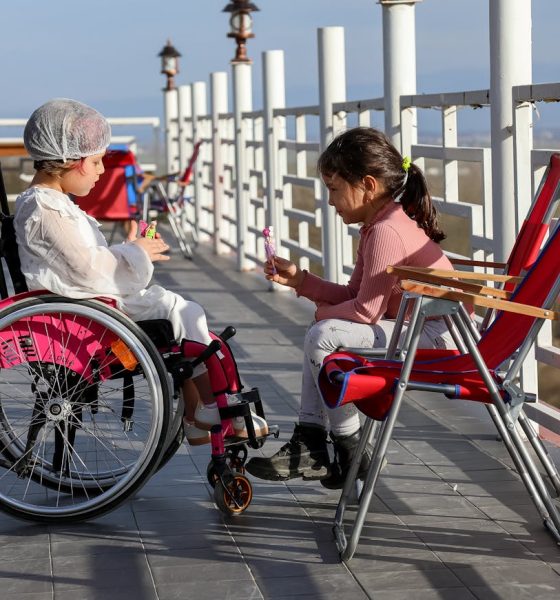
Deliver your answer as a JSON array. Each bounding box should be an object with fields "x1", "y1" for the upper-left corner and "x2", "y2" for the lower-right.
[
  {"x1": 218, "y1": 388, "x2": 273, "y2": 450},
  {"x1": 218, "y1": 388, "x2": 263, "y2": 420}
]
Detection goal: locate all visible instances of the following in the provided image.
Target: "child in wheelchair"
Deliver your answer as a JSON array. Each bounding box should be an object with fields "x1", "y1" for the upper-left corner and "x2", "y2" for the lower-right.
[{"x1": 13, "y1": 98, "x2": 268, "y2": 449}]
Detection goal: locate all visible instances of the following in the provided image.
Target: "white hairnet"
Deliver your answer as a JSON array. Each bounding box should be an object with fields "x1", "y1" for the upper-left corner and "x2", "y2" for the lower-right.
[{"x1": 24, "y1": 98, "x2": 111, "y2": 162}]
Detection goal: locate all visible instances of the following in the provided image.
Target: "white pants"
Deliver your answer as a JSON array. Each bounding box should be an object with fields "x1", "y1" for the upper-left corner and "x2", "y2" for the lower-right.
[
  {"x1": 299, "y1": 318, "x2": 455, "y2": 436},
  {"x1": 121, "y1": 285, "x2": 213, "y2": 377}
]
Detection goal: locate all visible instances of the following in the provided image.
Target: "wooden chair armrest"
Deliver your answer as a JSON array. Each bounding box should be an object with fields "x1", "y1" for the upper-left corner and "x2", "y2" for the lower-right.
[
  {"x1": 400, "y1": 280, "x2": 558, "y2": 320},
  {"x1": 138, "y1": 171, "x2": 183, "y2": 193},
  {"x1": 137, "y1": 173, "x2": 157, "y2": 193},
  {"x1": 450, "y1": 257, "x2": 507, "y2": 269},
  {"x1": 388, "y1": 266, "x2": 511, "y2": 299},
  {"x1": 387, "y1": 265, "x2": 522, "y2": 285}
]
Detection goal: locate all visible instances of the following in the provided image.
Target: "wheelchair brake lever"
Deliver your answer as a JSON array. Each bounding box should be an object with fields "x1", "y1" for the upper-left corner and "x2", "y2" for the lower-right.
[{"x1": 189, "y1": 339, "x2": 222, "y2": 368}]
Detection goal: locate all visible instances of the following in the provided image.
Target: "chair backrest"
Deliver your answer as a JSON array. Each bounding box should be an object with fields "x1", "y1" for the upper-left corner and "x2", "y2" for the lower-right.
[
  {"x1": 478, "y1": 154, "x2": 560, "y2": 329},
  {"x1": 478, "y1": 218, "x2": 560, "y2": 367},
  {"x1": 0, "y1": 163, "x2": 29, "y2": 298},
  {"x1": 73, "y1": 147, "x2": 141, "y2": 220},
  {"x1": 178, "y1": 140, "x2": 202, "y2": 185},
  {"x1": 505, "y1": 153, "x2": 560, "y2": 279},
  {"x1": 418, "y1": 219, "x2": 560, "y2": 375}
]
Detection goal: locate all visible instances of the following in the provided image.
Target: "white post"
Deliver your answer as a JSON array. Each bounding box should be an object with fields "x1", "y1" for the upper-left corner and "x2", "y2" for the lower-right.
[
  {"x1": 318, "y1": 26, "x2": 346, "y2": 283},
  {"x1": 379, "y1": 0, "x2": 420, "y2": 153},
  {"x1": 263, "y1": 50, "x2": 286, "y2": 272},
  {"x1": 490, "y1": 0, "x2": 536, "y2": 426},
  {"x1": 489, "y1": 0, "x2": 532, "y2": 262},
  {"x1": 163, "y1": 87, "x2": 180, "y2": 197},
  {"x1": 211, "y1": 71, "x2": 229, "y2": 255},
  {"x1": 232, "y1": 62, "x2": 253, "y2": 271},
  {"x1": 191, "y1": 81, "x2": 208, "y2": 241},
  {"x1": 177, "y1": 85, "x2": 193, "y2": 177}
]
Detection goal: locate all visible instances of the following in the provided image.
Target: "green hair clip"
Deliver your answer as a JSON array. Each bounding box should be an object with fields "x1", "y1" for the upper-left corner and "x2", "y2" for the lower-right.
[{"x1": 402, "y1": 156, "x2": 412, "y2": 172}]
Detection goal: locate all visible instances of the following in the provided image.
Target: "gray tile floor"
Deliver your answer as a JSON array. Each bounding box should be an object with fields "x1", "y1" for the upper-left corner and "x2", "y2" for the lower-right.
[{"x1": 1, "y1": 237, "x2": 560, "y2": 599}]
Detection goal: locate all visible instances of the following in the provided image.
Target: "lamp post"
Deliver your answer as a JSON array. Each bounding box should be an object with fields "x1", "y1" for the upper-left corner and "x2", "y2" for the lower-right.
[
  {"x1": 222, "y1": 0, "x2": 259, "y2": 64},
  {"x1": 158, "y1": 39, "x2": 181, "y2": 90},
  {"x1": 223, "y1": 1, "x2": 259, "y2": 270},
  {"x1": 158, "y1": 40, "x2": 181, "y2": 183}
]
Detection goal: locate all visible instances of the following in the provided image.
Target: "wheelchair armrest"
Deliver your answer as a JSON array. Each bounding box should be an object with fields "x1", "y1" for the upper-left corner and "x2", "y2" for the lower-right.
[
  {"x1": 138, "y1": 171, "x2": 184, "y2": 193},
  {"x1": 400, "y1": 279, "x2": 559, "y2": 321}
]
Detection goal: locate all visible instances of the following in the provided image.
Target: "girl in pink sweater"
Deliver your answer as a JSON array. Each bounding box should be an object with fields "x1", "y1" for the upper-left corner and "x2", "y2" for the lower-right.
[{"x1": 246, "y1": 127, "x2": 454, "y2": 487}]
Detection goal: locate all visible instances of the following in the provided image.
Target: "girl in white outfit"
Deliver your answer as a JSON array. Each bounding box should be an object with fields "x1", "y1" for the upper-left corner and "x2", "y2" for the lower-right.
[{"x1": 14, "y1": 98, "x2": 267, "y2": 444}]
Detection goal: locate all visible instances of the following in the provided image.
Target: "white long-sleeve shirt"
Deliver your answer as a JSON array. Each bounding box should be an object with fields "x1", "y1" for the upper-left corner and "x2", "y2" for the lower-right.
[
  {"x1": 14, "y1": 186, "x2": 211, "y2": 348},
  {"x1": 15, "y1": 186, "x2": 153, "y2": 299}
]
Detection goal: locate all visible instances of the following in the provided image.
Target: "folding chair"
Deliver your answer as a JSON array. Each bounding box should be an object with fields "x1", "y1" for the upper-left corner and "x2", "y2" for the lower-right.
[
  {"x1": 139, "y1": 140, "x2": 203, "y2": 260},
  {"x1": 319, "y1": 218, "x2": 560, "y2": 561},
  {"x1": 398, "y1": 153, "x2": 560, "y2": 479},
  {"x1": 73, "y1": 145, "x2": 141, "y2": 243},
  {"x1": 333, "y1": 153, "x2": 560, "y2": 521}
]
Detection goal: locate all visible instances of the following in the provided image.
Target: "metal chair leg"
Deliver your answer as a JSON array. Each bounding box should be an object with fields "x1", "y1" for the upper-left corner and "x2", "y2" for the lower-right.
[
  {"x1": 337, "y1": 299, "x2": 427, "y2": 561},
  {"x1": 518, "y1": 410, "x2": 560, "y2": 496},
  {"x1": 453, "y1": 314, "x2": 560, "y2": 542},
  {"x1": 333, "y1": 293, "x2": 421, "y2": 555}
]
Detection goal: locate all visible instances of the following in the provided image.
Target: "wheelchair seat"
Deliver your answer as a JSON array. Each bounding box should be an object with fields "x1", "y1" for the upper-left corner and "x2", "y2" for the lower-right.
[
  {"x1": 137, "y1": 318, "x2": 177, "y2": 349},
  {"x1": 0, "y1": 215, "x2": 28, "y2": 298}
]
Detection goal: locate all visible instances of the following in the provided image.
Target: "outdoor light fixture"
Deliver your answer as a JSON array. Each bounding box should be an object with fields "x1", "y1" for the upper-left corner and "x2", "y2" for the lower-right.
[
  {"x1": 222, "y1": 0, "x2": 259, "y2": 63},
  {"x1": 158, "y1": 40, "x2": 181, "y2": 90}
]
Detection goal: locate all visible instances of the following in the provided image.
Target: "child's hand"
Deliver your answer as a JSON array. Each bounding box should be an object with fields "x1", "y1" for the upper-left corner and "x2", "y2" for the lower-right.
[
  {"x1": 133, "y1": 236, "x2": 170, "y2": 262},
  {"x1": 264, "y1": 256, "x2": 304, "y2": 288},
  {"x1": 126, "y1": 221, "x2": 139, "y2": 242}
]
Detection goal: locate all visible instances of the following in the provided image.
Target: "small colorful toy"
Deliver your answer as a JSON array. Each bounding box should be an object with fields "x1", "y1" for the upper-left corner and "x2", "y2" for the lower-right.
[
  {"x1": 139, "y1": 220, "x2": 157, "y2": 239},
  {"x1": 262, "y1": 226, "x2": 277, "y2": 274}
]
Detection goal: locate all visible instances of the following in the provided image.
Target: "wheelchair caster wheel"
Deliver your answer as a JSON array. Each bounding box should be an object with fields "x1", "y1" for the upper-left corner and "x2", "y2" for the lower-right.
[
  {"x1": 213, "y1": 474, "x2": 253, "y2": 515},
  {"x1": 207, "y1": 457, "x2": 246, "y2": 488},
  {"x1": 207, "y1": 463, "x2": 219, "y2": 488}
]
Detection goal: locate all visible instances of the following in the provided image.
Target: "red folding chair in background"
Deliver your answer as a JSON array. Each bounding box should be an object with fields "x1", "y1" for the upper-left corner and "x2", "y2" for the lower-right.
[{"x1": 139, "y1": 140, "x2": 203, "y2": 260}]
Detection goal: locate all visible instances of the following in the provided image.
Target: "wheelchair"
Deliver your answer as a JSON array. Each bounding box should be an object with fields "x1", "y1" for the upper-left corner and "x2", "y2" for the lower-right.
[{"x1": 0, "y1": 176, "x2": 273, "y2": 523}]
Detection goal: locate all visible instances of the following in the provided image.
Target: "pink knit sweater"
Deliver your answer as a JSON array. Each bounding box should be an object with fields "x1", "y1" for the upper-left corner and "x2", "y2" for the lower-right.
[{"x1": 296, "y1": 202, "x2": 452, "y2": 323}]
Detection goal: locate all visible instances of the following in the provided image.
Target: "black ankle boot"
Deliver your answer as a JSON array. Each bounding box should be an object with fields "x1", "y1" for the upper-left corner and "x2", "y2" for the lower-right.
[
  {"x1": 245, "y1": 423, "x2": 330, "y2": 481},
  {"x1": 320, "y1": 428, "x2": 372, "y2": 490}
]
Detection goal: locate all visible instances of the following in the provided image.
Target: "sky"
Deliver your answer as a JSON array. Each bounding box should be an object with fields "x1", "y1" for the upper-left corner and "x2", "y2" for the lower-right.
[{"x1": 1, "y1": 0, "x2": 559, "y2": 138}]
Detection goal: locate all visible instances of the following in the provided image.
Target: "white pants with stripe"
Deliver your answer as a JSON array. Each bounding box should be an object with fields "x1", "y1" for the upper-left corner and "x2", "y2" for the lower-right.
[{"x1": 299, "y1": 318, "x2": 455, "y2": 436}]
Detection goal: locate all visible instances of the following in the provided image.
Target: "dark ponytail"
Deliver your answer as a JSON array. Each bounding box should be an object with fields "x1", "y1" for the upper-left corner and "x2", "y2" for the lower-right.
[
  {"x1": 399, "y1": 163, "x2": 445, "y2": 243},
  {"x1": 318, "y1": 127, "x2": 446, "y2": 243}
]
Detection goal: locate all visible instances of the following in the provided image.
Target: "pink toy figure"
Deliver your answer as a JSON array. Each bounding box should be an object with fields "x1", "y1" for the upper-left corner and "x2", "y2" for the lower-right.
[
  {"x1": 139, "y1": 220, "x2": 157, "y2": 238},
  {"x1": 263, "y1": 226, "x2": 277, "y2": 274}
]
